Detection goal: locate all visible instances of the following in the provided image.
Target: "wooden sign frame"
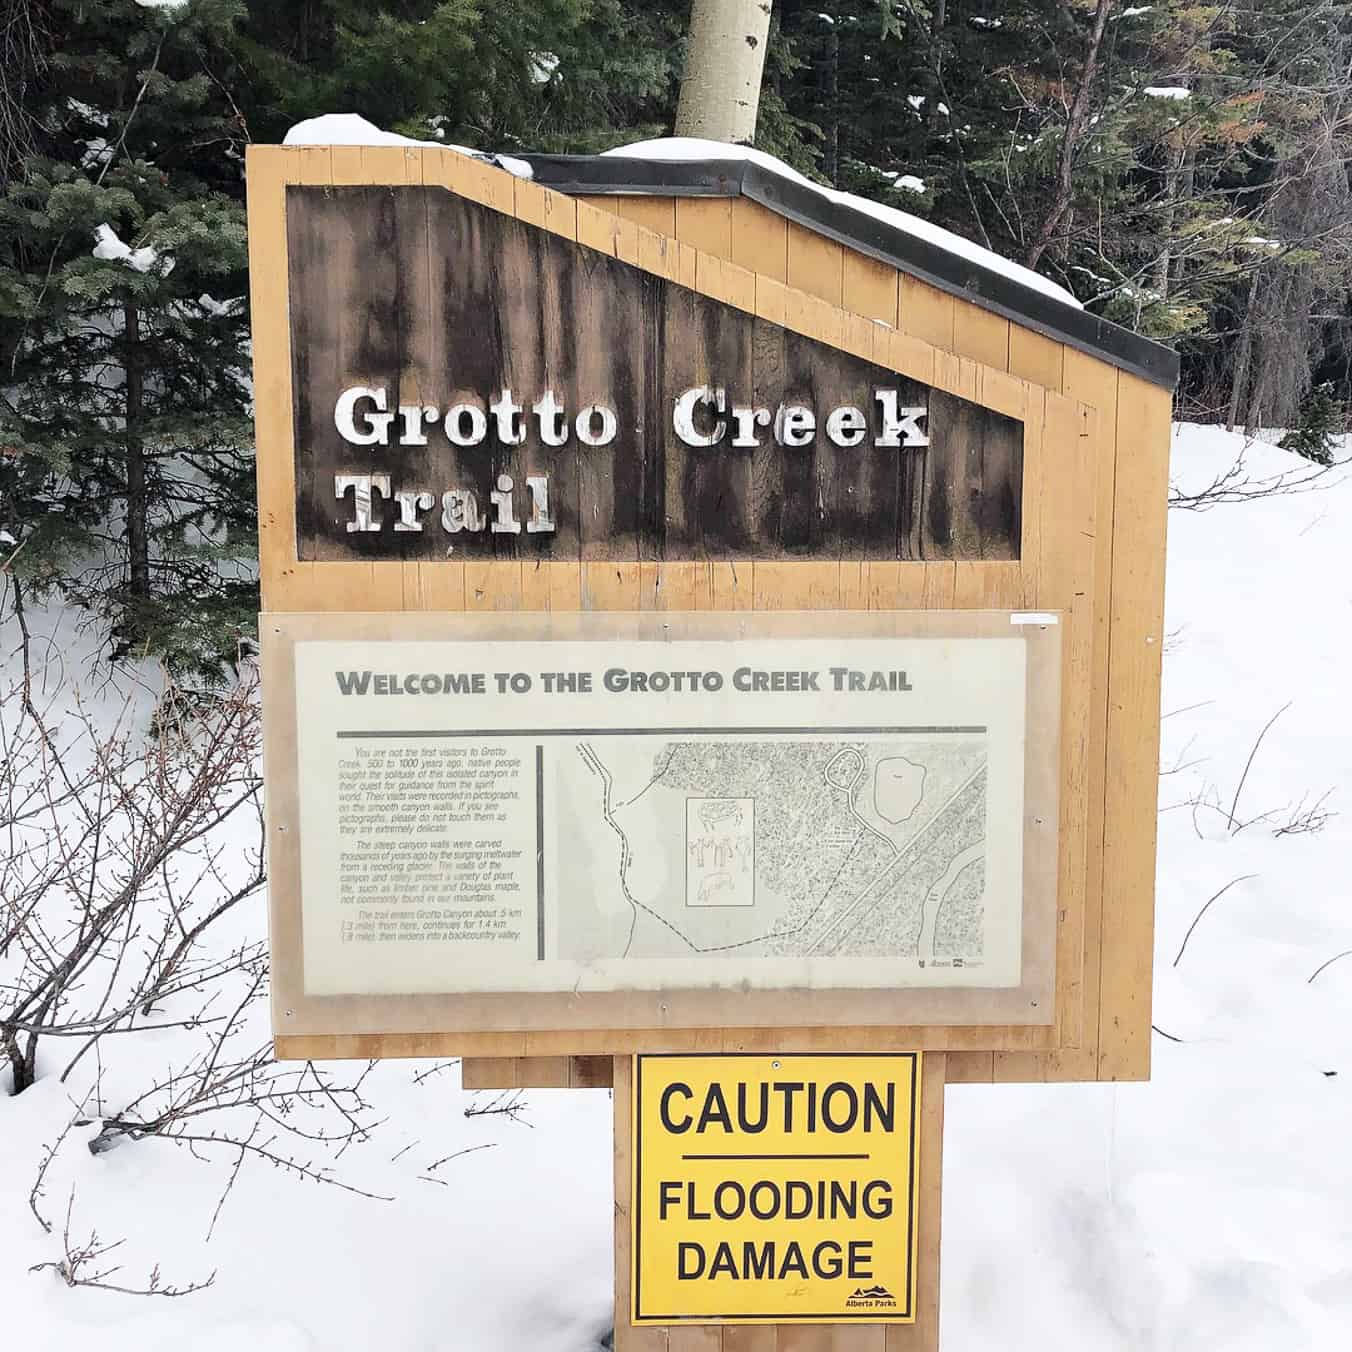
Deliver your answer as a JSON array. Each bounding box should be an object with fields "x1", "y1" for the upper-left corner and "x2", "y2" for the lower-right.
[
  {"x1": 261, "y1": 607, "x2": 1064, "y2": 1046},
  {"x1": 247, "y1": 142, "x2": 1169, "y2": 1089}
]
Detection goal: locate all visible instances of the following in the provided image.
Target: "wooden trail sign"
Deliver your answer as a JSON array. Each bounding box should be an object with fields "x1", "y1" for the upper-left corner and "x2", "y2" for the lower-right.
[{"x1": 248, "y1": 140, "x2": 1175, "y2": 1349}]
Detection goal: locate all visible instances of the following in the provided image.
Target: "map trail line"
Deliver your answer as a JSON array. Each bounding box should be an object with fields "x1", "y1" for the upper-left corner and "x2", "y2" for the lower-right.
[{"x1": 580, "y1": 740, "x2": 981, "y2": 958}]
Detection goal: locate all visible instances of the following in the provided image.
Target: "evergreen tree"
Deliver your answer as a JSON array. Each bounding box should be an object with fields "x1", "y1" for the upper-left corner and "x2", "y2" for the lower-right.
[
  {"x1": 231, "y1": 0, "x2": 685, "y2": 155},
  {"x1": 1279, "y1": 382, "x2": 1343, "y2": 466},
  {"x1": 0, "y1": 0, "x2": 254, "y2": 680}
]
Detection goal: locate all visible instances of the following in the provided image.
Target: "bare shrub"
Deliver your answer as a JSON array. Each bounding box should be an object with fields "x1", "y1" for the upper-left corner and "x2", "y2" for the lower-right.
[
  {"x1": 1, "y1": 580, "x2": 266, "y2": 1094},
  {"x1": 2, "y1": 578, "x2": 387, "y2": 1285}
]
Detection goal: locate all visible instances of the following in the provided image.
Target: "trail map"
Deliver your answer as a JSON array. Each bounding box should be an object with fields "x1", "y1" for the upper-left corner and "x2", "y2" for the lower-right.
[{"x1": 558, "y1": 736, "x2": 990, "y2": 970}]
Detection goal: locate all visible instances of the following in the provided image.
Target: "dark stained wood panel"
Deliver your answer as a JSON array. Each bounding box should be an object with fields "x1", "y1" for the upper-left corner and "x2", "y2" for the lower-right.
[{"x1": 286, "y1": 185, "x2": 1023, "y2": 563}]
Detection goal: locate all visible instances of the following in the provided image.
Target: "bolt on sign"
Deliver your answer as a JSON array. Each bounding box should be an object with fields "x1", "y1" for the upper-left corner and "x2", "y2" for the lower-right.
[{"x1": 632, "y1": 1054, "x2": 921, "y2": 1324}]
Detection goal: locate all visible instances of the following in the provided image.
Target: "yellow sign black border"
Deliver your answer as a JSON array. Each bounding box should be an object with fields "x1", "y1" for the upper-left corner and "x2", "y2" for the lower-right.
[{"x1": 632, "y1": 1051, "x2": 922, "y2": 1324}]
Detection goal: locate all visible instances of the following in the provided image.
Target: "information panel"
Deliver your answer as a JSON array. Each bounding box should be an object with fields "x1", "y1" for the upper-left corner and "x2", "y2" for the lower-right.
[
  {"x1": 299, "y1": 633, "x2": 1023, "y2": 995},
  {"x1": 263, "y1": 610, "x2": 1061, "y2": 1036},
  {"x1": 632, "y1": 1053, "x2": 921, "y2": 1324}
]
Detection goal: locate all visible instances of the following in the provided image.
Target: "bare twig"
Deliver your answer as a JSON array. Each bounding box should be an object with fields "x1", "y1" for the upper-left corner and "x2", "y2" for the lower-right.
[
  {"x1": 29, "y1": 1189, "x2": 215, "y2": 1297},
  {"x1": 464, "y1": 1089, "x2": 532, "y2": 1125},
  {"x1": 1273, "y1": 788, "x2": 1336, "y2": 836},
  {"x1": 1173, "y1": 875, "x2": 1259, "y2": 966},
  {"x1": 1226, "y1": 703, "x2": 1293, "y2": 831},
  {"x1": 1308, "y1": 950, "x2": 1352, "y2": 984},
  {"x1": 426, "y1": 1142, "x2": 497, "y2": 1172}
]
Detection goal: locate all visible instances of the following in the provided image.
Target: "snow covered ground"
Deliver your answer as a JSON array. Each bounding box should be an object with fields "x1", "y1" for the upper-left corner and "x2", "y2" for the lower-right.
[
  {"x1": 946, "y1": 424, "x2": 1352, "y2": 1350},
  {"x1": 2, "y1": 423, "x2": 1349, "y2": 1349}
]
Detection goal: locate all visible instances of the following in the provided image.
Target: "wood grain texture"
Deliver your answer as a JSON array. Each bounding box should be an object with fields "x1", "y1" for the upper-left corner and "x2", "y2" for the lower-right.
[
  {"x1": 884, "y1": 1053, "x2": 944, "y2": 1352},
  {"x1": 897, "y1": 277, "x2": 954, "y2": 352},
  {"x1": 1008, "y1": 327, "x2": 1064, "y2": 390},
  {"x1": 729, "y1": 200, "x2": 789, "y2": 283},
  {"x1": 1097, "y1": 375, "x2": 1170, "y2": 1080},
  {"x1": 286, "y1": 186, "x2": 1023, "y2": 565},
  {"x1": 953, "y1": 302, "x2": 1010, "y2": 373},
  {"x1": 843, "y1": 253, "x2": 899, "y2": 327},
  {"x1": 246, "y1": 145, "x2": 303, "y2": 609},
  {"x1": 614, "y1": 1055, "x2": 671, "y2": 1351},
  {"x1": 787, "y1": 222, "x2": 845, "y2": 306},
  {"x1": 1044, "y1": 351, "x2": 1119, "y2": 1081}
]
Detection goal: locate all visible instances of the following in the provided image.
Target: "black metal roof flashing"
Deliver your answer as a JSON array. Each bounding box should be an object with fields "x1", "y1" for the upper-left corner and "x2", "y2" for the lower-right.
[{"x1": 519, "y1": 152, "x2": 1179, "y2": 391}]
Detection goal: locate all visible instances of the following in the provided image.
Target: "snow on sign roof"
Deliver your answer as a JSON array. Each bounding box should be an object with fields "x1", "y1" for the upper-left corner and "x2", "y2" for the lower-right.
[
  {"x1": 604, "y1": 137, "x2": 1078, "y2": 308},
  {"x1": 280, "y1": 115, "x2": 1178, "y2": 389},
  {"x1": 283, "y1": 117, "x2": 1071, "y2": 306},
  {"x1": 284, "y1": 113, "x2": 536, "y2": 180}
]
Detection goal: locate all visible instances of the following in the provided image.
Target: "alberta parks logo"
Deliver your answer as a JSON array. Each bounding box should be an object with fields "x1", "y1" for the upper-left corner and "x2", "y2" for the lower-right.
[{"x1": 844, "y1": 1284, "x2": 898, "y2": 1311}]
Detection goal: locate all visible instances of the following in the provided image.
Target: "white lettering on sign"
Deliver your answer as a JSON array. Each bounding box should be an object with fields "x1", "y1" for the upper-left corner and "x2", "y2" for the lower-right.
[
  {"x1": 393, "y1": 490, "x2": 434, "y2": 532},
  {"x1": 826, "y1": 405, "x2": 867, "y2": 447},
  {"x1": 673, "y1": 386, "x2": 726, "y2": 447},
  {"x1": 874, "y1": 390, "x2": 930, "y2": 447},
  {"x1": 328, "y1": 383, "x2": 931, "y2": 538},
  {"x1": 489, "y1": 388, "x2": 526, "y2": 445},
  {"x1": 334, "y1": 473, "x2": 390, "y2": 532},
  {"x1": 334, "y1": 385, "x2": 395, "y2": 445},
  {"x1": 333, "y1": 384, "x2": 930, "y2": 453},
  {"x1": 576, "y1": 403, "x2": 618, "y2": 446},
  {"x1": 775, "y1": 402, "x2": 815, "y2": 447}
]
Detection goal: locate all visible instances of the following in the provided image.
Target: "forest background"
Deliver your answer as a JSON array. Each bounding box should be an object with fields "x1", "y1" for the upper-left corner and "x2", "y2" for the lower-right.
[{"x1": 1, "y1": 0, "x2": 1348, "y2": 677}]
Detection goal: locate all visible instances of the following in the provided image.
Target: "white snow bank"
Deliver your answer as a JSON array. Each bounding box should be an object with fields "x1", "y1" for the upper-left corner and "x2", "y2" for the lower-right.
[
  {"x1": 605, "y1": 137, "x2": 1081, "y2": 308},
  {"x1": 1145, "y1": 86, "x2": 1191, "y2": 100},
  {"x1": 946, "y1": 422, "x2": 1352, "y2": 1351}
]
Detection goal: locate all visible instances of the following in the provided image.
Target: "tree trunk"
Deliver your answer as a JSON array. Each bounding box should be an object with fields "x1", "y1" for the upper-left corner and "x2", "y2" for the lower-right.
[
  {"x1": 1227, "y1": 269, "x2": 1261, "y2": 433},
  {"x1": 675, "y1": 0, "x2": 773, "y2": 144},
  {"x1": 2, "y1": 1028, "x2": 31, "y2": 1094},
  {"x1": 123, "y1": 305, "x2": 150, "y2": 605},
  {"x1": 1024, "y1": 0, "x2": 1115, "y2": 270},
  {"x1": 1169, "y1": 145, "x2": 1197, "y2": 294},
  {"x1": 1153, "y1": 148, "x2": 1184, "y2": 300},
  {"x1": 825, "y1": 20, "x2": 838, "y2": 184}
]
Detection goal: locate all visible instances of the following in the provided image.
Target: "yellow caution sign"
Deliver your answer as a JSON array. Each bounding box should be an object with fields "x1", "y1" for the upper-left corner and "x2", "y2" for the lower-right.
[{"x1": 631, "y1": 1053, "x2": 921, "y2": 1324}]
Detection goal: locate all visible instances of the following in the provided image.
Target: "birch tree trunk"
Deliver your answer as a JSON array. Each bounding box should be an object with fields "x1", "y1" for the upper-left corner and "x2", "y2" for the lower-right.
[{"x1": 674, "y1": 0, "x2": 773, "y2": 144}]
